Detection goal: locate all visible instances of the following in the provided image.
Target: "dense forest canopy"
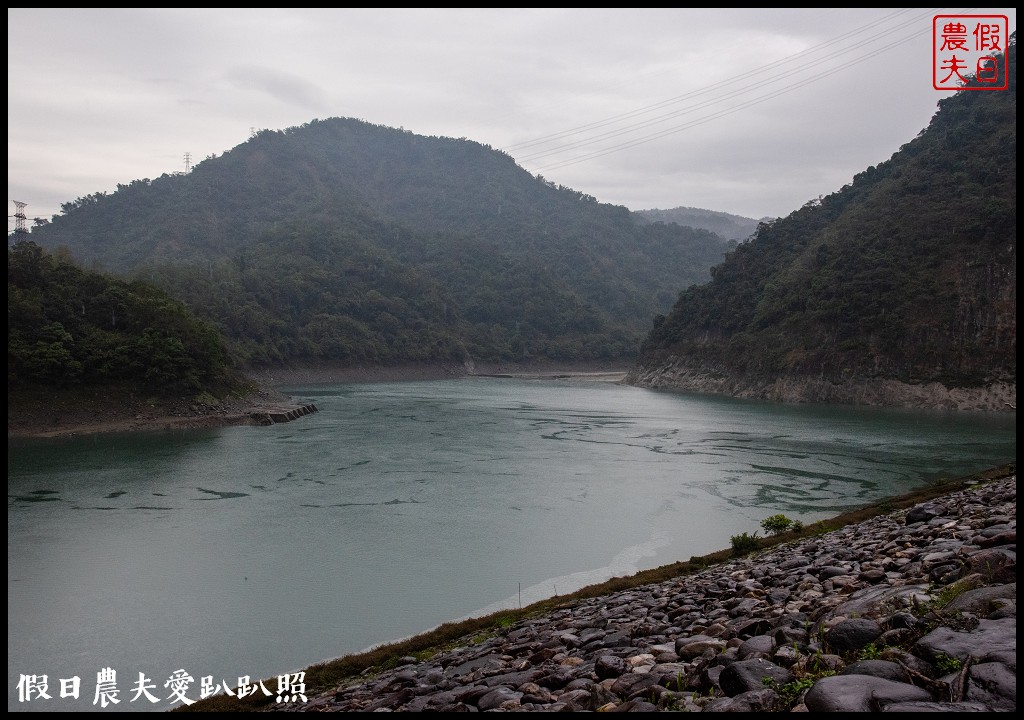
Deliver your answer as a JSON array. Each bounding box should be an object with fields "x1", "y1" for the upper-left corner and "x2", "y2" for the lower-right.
[
  {"x1": 636, "y1": 36, "x2": 1016, "y2": 390},
  {"x1": 8, "y1": 241, "x2": 240, "y2": 393},
  {"x1": 28, "y1": 119, "x2": 729, "y2": 367}
]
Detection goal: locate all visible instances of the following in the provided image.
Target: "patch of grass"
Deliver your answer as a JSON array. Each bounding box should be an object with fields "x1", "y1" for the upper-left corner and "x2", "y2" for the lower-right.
[
  {"x1": 765, "y1": 649, "x2": 842, "y2": 707},
  {"x1": 857, "y1": 643, "x2": 882, "y2": 661},
  {"x1": 808, "y1": 520, "x2": 838, "y2": 536},
  {"x1": 930, "y1": 575, "x2": 983, "y2": 610},
  {"x1": 763, "y1": 676, "x2": 816, "y2": 706},
  {"x1": 936, "y1": 653, "x2": 963, "y2": 673}
]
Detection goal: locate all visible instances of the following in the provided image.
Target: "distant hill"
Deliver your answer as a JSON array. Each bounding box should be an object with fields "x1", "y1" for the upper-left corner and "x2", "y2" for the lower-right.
[
  {"x1": 27, "y1": 119, "x2": 728, "y2": 367},
  {"x1": 627, "y1": 37, "x2": 1016, "y2": 409},
  {"x1": 633, "y1": 206, "x2": 764, "y2": 242}
]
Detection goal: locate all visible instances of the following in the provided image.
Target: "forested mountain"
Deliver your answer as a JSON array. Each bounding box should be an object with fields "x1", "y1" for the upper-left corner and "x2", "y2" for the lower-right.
[
  {"x1": 633, "y1": 206, "x2": 763, "y2": 242},
  {"x1": 26, "y1": 120, "x2": 728, "y2": 367},
  {"x1": 629, "y1": 37, "x2": 1016, "y2": 406},
  {"x1": 8, "y1": 241, "x2": 239, "y2": 393}
]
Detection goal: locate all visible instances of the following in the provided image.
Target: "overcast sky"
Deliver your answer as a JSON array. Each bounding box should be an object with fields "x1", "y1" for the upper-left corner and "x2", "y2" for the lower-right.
[{"x1": 7, "y1": 8, "x2": 1017, "y2": 228}]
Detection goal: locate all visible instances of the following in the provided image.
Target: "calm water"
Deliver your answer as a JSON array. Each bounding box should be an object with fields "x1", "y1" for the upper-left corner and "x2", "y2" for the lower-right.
[{"x1": 7, "y1": 378, "x2": 1016, "y2": 711}]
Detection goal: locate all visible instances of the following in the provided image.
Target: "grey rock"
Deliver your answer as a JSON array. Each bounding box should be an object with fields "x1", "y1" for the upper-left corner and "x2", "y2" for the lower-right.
[
  {"x1": 964, "y1": 661, "x2": 1016, "y2": 711},
  {"x1": 718, "y1": 658, "x2": 793, "y2": 697},
  {"x1": 839, "y1": 659, "x2": 911, "y2": 683},
  {"x1": 595, "y1": 654, "x2": 628, "y2": 679},
  {"x1": 677, "y1": 638, "x2": 726, "y2": 660},
  {"x1": 914, "y1": 617, "x2": 1016, "y2": 665},
  {"x1": 824, "y1": 618, "x2": 883, "y2": 653},
  {"x1": 737, "y1": 634, "x2": 775, "y2": 659},
  {"x1": 704, "y1": 688, "x2": 787, "y2": 712},
  {"x1": 958, "y1": 547, "x2": 1016, "y2": 583},
  {"x1": 477, "y1": 688, "x2": 524, "y2": 716},
  {"x1": 942, "y1": 582, "x2": 1016, "y2": 615},
  {"x1": 610, "y1": 672, "x2": 660, "y2": 698},
  {"x1": 906, "y1": 503, "x2": 947, "y2": 524},
  {"x1": 881, "y1": 701, "x2": 992, "y2": 711},
  {"x1": 613, "y1": 699, "x2": 659, "y2": 712},
  {"x1": 803, "y1": 674, "x2": 932, "y2": 712}
]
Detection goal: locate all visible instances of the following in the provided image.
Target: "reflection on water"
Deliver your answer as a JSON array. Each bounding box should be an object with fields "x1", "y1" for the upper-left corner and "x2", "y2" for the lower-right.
[{"x1": 8, "y1": 378, "x2": 1015, "y2": 711}]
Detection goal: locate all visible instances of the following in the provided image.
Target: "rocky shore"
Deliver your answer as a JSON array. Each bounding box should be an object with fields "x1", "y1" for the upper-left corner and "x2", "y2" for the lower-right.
[
  {"x1": 625, "y1": 357, "x2": 1017, "y2": 412},
  {"x1": 279, "y1": 474, "x2": 1016, "y2": 713},
  {"x1": 7, "y1": 384, "x2": 317, "y2": 439}
]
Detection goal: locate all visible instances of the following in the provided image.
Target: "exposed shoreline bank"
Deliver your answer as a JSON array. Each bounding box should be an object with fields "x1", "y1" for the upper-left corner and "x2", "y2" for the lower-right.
[
  {"x1": 247, "y1": 360, "x2": 630, "y2": 388},
  {"x1": 10, "y1": 357, "x2": 1014, "y2": 439},
  {"x1": 7, "y1": 384, "x2": 311, "y2": 440},
  {"x1": 626, "y1": 357, "x2": 1017, "y2": 413},
  {"x1": 7, "y1": 362, "x2": 630, "y2": 440}
]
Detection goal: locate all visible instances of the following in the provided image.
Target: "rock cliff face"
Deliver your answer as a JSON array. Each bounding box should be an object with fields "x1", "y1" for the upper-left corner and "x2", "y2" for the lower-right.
[{"x1": 624, "y1": 357, "x2": 1016, "y2": 412}]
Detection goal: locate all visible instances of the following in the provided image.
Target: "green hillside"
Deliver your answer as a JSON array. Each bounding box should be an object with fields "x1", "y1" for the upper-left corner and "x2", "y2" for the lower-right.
[
  {"x1": 634, "y1": 37, "x2": 1016, "y2": 393},
  {"x1": 27, "y1": 120, "x2": 728, "y2": 367},
  {"x1": 8, "y1": 241, "x2": 240, "y2": 393}
]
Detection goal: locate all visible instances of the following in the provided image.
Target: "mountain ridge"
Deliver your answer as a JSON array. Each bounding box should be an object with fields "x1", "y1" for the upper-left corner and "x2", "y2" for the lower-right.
[{"x1": 26, "y1": 118, "x2": 729, "y2": 368}]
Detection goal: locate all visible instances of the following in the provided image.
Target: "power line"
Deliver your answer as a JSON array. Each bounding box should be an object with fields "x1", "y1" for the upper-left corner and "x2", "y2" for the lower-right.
[
  {"x1": 518, "y1": 9, "x2": 938, "y2": 166},
  {"x1": 504, "y1": 8, "x2": 922, "y2": 155},
  {"x1": 520, "y1": 8, "x2": 942, "y2": 168},
  {"x1": 509, "y1": 8, "x2": 944, "y2": 173},
  {"x1": 530, "y1": 47, "x2": 902, "y2": 174}
]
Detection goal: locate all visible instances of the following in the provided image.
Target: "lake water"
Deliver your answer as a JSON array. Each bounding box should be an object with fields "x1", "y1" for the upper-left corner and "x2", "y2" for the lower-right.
[{"x1": 7, "y1": 377, "x2": 1016, "y2": 711}]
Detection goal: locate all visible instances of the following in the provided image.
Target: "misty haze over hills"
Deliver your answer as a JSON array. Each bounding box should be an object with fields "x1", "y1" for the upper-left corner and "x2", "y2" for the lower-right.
[{"x1": 632, "y1": 206, "x2": 765, "y2": 242}]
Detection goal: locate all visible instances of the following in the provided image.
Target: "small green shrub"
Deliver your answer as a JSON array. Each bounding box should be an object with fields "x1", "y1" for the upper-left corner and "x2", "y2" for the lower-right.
[
  {"x1": 763, "y1": 676, "x2": 816, "y2": 705},
  {"x1": 730, "y1": 531, "x2": 761, "y2": 556},
  {"x1": 858, "y1": 643, "x2": 882, "y2": 661},
  {"x1": 760, "y1": 514, "x2": 795, "y2": 535}
]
